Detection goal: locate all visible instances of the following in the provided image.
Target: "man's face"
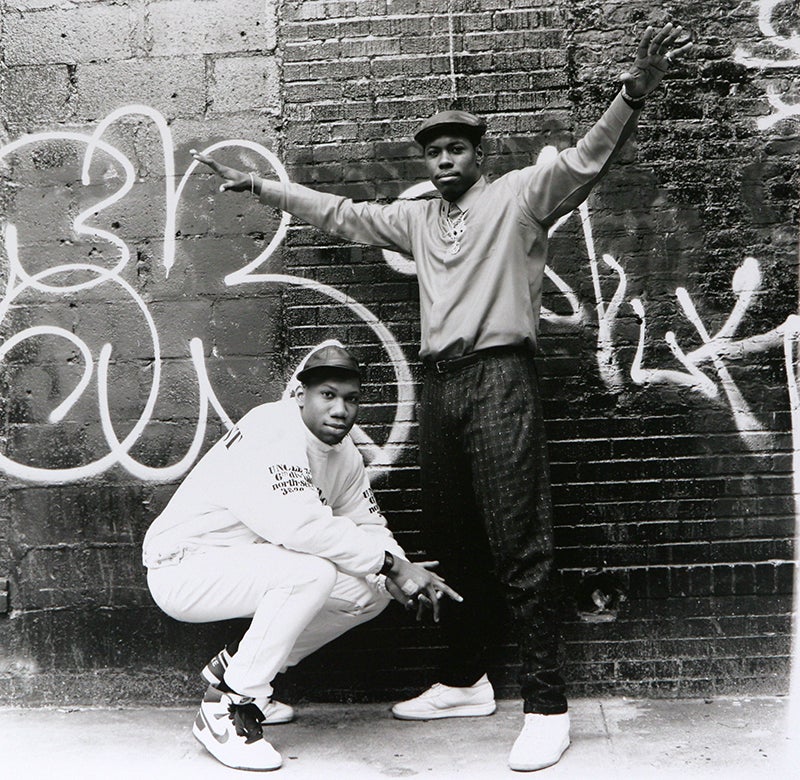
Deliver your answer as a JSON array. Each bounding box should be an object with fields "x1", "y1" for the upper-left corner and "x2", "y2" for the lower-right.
[
  {"x1": 423, "y1": 133, "x2": 483, "y2": 202},
  {"x1": 296, "y1": 374, "x2": 361, "y2": 445}
]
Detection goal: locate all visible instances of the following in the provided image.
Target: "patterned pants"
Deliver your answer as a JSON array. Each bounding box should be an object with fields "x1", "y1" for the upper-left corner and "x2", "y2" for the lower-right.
[{"x1": 419, "y1": 346, "x2": 567, "y2": 714}]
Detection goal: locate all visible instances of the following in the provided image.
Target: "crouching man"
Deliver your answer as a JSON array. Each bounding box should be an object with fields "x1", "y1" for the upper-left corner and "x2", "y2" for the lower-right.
[{"x1": 142, "y1": 344, "x2": 460, "y2": 771}]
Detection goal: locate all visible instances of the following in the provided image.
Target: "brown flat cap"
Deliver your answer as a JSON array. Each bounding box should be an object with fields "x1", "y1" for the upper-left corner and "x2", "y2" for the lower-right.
[
  {"x1": 297, "y1": 344, "x2": 361, "y2": 383},
  {"x1": 413, "y1": 109, "x2": 487, "y2": 148}
]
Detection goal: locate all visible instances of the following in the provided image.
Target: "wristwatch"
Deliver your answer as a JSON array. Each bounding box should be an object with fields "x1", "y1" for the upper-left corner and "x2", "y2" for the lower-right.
[
  {"x1": 379, "y1": 551, "x2": 395, "y2": 576},
  {"x1": 621, "y1": 84, "x2": 646, "y2": 109}
]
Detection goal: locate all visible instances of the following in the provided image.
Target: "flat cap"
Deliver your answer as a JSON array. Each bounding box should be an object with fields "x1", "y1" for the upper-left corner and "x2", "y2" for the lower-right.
[
  {"x1": 297, "y1": 344, "x2": 361, "y2": 383},
  {"x1": 413, "y1": 109, "x2": 487, "y2": 148}
]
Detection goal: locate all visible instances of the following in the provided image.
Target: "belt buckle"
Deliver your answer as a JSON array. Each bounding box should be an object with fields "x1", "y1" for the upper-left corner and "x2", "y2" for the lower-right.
[{"x1": 434, "y1": 359, "x2": 448, "y2": 373}]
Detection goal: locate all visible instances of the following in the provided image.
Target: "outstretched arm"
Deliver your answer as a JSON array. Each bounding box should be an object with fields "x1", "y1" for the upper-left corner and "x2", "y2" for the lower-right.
[
  {"x1": 190, "y1": 149, "x2": 414, "y2": 254},
  {"x1": 521, "y1": 20, "x2": 693, "y2": 226}
]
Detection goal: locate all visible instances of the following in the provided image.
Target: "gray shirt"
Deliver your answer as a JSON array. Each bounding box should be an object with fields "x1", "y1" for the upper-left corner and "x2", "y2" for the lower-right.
[{"x1": 260, "y1": 93, "x2": 639, "y2": 359}]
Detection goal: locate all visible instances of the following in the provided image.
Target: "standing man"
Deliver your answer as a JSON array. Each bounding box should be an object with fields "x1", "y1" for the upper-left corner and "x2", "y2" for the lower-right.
[
  {"x1": 143, "y1": 344, "x2": 461, "y2": 771},
  {"x1": 192, "y1": 22, "x2": 692, "y2": 771}
]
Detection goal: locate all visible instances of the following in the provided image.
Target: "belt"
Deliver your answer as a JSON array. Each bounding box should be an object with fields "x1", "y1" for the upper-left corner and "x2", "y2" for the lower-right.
[{"x1": 422, "y1": 345, "x2": 529, "y2": 374}]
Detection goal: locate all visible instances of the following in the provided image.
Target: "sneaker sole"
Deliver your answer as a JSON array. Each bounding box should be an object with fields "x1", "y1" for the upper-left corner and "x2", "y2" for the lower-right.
[
  {"x1": 260, "y1": 708, "x2": 294, "y2": 725},
  {"x1": 391, "y1": 701, "x2": 497, "y2": 720},
  {"x1": 508, "y1": 737, "x2": 570, "y2": 772},
  {"x1": 192, "y1": 721, "x2": 282, "y2": 771}
]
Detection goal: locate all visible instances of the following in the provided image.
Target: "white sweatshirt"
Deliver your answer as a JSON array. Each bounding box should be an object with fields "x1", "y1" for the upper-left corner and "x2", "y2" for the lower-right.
[{"x1": 142, "y1": 399, "x2": 405, "y2": 577}]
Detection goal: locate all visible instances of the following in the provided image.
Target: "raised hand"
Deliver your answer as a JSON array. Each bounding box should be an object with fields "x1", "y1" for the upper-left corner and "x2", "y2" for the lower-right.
[{"x1": 620, "y1": 22, "x2": 693, "y2": 99}]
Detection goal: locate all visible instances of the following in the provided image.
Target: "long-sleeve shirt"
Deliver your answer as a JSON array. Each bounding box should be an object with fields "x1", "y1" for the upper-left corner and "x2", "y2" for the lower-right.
[
  {"x1": 142, "y1": 399, "x2": 405, "y2": 577},
  {"x1": 260, "y1": 93, "x2": 639, "y2": 360}
]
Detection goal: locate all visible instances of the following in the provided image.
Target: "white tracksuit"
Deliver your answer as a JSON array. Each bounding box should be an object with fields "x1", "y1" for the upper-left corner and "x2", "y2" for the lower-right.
[{"x1": 143, "y1": 398, "x2": 406, "y2": 708}]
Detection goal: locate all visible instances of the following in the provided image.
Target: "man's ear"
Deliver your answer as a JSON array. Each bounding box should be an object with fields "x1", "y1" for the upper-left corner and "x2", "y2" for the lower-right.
[
  {"x1": 295, "y1": 385, "x2": 306, "y2": 408},
  {"x1": 475, "y1": 144, "x2": 484, "y2": 166}
]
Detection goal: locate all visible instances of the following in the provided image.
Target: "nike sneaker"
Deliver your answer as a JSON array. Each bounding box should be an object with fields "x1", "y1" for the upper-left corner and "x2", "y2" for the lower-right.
[
  {"x1": 192, "y1": 692, "x2": 282, "y2": 771},
  {"x1": 391, "y1": 674, "x2": 497, "y2": 720},
  {"x1": 202, "y1": 648, "x2": 295, "y2": 724}
]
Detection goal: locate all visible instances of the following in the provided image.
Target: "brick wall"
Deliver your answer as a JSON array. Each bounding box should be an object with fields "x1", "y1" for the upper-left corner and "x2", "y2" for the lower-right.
[{"x1": 0, "y1": 0, "x2": 796, "y2": 705}]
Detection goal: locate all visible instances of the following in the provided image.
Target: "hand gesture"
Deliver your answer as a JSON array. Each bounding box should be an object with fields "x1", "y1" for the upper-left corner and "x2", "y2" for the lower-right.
[
  {"x1": 620, "y1": 22, "x2": 693, "y2": 99},
  {"x1": 386, "y1": 559, "x2": 462, "y2": 622},
  {"x1": 190, "y1": 149, "x2": 251, "y2": 193}
]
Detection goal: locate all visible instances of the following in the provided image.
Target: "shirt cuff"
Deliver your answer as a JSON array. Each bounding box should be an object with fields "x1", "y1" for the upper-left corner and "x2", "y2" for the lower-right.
[{"x1": 257, "y1": 178, "x2": 289, "y2": 209}]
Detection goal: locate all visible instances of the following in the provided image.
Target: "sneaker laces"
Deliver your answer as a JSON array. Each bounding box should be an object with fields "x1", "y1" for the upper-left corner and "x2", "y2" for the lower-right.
[{"x1": 227, "y1": 700, "x2": 266, "y2": 744}]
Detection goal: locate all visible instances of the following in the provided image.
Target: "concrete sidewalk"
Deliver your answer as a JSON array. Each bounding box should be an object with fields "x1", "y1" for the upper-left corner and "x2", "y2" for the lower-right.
[{"x1": 0, "y1": 696, "x2": 790, "y2": 779}]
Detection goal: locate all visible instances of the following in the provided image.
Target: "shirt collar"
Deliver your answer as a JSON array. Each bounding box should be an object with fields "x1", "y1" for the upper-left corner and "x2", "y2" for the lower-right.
[
  {"x1": 447, "y1": 175, "x2": 487, "y2": 213},
  {"x1": 304, "y1": 423, "x2": 339, "y2": 454}
]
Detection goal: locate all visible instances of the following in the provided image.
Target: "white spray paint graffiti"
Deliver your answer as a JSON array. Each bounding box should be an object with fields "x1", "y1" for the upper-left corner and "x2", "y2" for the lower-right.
[
  {"x1": 734, "y1": 0, "x2": 800, "y2": 68},
  {"x1": 734, "y1": 0, "x2": 800, "y2": 751},
  {"x1": 0, "y1": 18, "x2": 795, "y2": 729},
  {"x1": 734, "y1": 0, "x2": 800, "y2": 128},
  {"x1": 0, "y1": 109, "x2": 413, "y2": 482},
  {"x1": 0, "y1": 109, "x2": 787, "y2": 480},
  {"x1": 630, "y1": 256, "x2": 782, "y2": 446}
]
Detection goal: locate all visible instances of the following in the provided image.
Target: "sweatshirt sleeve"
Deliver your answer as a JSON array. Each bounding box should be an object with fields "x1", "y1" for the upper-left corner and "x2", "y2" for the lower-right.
[
  {"x1": 260, "y1": 181, "x2": 416, "y2": 255},
  {"x1": 330, "y1": 442, "x2": 407, "y2": 560},
  {"x1": 221, "y1": 413, "x2": 386, "y2": 577},
  {"x1": 518, "y1": 92, "x2": 641, "y2": 227}
]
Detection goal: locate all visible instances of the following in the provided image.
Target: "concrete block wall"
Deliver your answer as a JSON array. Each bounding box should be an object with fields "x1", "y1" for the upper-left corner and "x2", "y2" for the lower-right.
[{"x1": 0, "y1": 0, "x2": 797, "y2": 705}]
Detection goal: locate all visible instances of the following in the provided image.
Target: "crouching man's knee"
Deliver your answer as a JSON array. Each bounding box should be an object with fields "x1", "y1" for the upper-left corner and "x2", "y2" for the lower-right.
[
  {"x1": 361, "y1": 589, "x2": 391, "y2": 618},
  {"x1": 298, "y1": 554, "x2": 338, "y2": 593},
  {"x1": 331, "y1": 574, "x2": 391, "y2": 619}
]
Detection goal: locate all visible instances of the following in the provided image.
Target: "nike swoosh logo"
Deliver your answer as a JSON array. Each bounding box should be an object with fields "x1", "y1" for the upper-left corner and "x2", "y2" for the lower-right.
[{"x1": 198, "y1": 707, "x2": 229, "y2": 744}]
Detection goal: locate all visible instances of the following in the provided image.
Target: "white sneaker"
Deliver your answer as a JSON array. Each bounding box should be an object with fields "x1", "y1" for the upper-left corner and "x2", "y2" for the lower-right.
[
  {"x1": 508, "y1": 712, "x2": 570, "y2": 771},
  {"x1": 391, "y1": 674, "x2": 496, "y2": 720},
  {"x1": 201, "y1": 683, "x2": 295, "y2": 725},
  {"x1": 192, "y1": 693, "x2": 282, "y2": 771}
]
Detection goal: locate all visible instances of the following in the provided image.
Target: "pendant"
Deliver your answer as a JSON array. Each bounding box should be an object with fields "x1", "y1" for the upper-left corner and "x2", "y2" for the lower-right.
[{"x1": 449, "y1": 241, "x2": 460, "y2": 255}]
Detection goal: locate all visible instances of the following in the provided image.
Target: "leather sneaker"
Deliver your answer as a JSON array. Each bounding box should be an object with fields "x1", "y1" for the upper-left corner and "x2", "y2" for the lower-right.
[
  {"x1": 391, "y1": 674, "x2": 496, "y2": 720},
  {"x1": 508, "y1": 712, "x2": 570, "y2": 771},
  {"x1": 192, "y1": 693, "x2": 282, "y2": 771},
  {"x1": 202, "y1": 649, "x2": 295, "y2": 724}
]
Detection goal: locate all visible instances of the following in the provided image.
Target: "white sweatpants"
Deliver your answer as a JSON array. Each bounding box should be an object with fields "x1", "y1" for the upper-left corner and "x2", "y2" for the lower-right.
[{"x1": 146, "y1": 543, "x2": 390, "y2": 709}]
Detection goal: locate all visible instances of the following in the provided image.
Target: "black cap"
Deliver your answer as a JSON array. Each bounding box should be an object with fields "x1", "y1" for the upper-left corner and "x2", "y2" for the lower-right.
[
  {"x1": 296, "y1": 345, "x2": 361, "y2": 384},
  {"x1": 413, "y1": 109, "x2": 487, "y2": 148}
]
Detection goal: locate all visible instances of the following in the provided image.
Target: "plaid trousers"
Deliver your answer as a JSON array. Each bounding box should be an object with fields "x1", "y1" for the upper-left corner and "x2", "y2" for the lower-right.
[{"x1": 419, "y1": 346, "x2": 567, "y2": 714}]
